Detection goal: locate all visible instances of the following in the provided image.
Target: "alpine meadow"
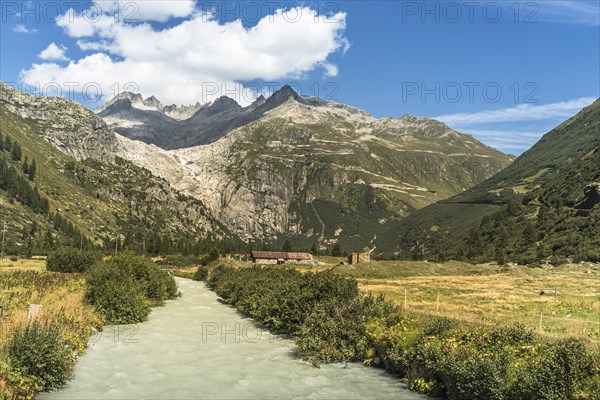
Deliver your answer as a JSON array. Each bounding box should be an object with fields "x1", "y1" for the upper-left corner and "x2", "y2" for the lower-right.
[{"x1": 0, "y1": 1, "x2": 598, "y2": 399}]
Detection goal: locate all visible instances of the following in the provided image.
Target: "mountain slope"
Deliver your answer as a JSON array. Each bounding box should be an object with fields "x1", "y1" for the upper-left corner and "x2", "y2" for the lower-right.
[
  {"x1": 378, "y1": 98, "x2": 600, "y2": 261},
  {"x1": 0, "y1": 81, "x2": 234, "y2": 254},
  {"x1": 111, "y1": 87, "x2": 514, "y2": 251}
]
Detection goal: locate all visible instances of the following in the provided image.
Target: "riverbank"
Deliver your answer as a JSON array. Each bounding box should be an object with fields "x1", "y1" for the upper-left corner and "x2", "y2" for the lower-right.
[
  {"x1": 0, "y1": 253, "x2": 178, "y2": 398},
  {"x1": 193, "y1": 261, "x2": 600, "y2": 399},
  {"x1": 40, "y1": 278, "x2": 426, "y2": 399},
  {"x1": 0, "y1": 263, "x2": 102, "y2": 398},
  {"x1": 203, "y1": 258, "x2": 600, "y2": 342}
]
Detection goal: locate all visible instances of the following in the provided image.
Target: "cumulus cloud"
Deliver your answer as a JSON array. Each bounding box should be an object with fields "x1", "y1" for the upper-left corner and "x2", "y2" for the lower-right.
[
  {"x1": 22, "y1": 5, "x2": 348, "y2": 106},
  {"x1": 38, "y1": 43, "x2": 69, "y2": 61}
]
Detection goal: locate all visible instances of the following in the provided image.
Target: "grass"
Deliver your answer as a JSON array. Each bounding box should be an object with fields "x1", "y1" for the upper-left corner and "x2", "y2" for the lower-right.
[
  {"x1": 331, "y1": 260, "x2": 600, "y2": 344},
  {"x1": 0, "y1": 258, "x2": 45, "y2": 271},
  {"x1": 215, "y1": 257, "x2": 600, "y2": 344},
  {"x1": 0, "y1": 263, "x2": 103, "y2": 397}
]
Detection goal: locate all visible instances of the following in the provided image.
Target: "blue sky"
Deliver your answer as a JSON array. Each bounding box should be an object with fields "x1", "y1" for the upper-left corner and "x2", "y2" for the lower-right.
[{"x1": 1, "y1": 0, "x2": 599, "y2": 154}]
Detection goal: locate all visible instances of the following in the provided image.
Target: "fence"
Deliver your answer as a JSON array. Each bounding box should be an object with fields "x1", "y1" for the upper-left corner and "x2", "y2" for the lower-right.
[{"x1": 393, "y1": 287, "x2": 600, "y2": 345}]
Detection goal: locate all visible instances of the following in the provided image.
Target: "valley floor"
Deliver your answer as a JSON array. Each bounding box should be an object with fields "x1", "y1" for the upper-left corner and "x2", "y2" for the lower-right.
[{"x1": 201, "y1": 258, "x2": 600, "y2": 344}]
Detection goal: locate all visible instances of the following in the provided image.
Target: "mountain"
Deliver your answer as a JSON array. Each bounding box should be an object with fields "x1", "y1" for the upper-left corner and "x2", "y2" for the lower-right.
[
  {"x1": 0, "y1": 81, "x2": 235, "y2": 255},
  {"x1": 107, "y1": 86, "x2": 514, "y2": 250},
  {"x1": 378, "y1": 98, "x2": 600, "y2": 262},
  {"x1": 97, "y1": 86, "x2": 303, "y2": 149}
]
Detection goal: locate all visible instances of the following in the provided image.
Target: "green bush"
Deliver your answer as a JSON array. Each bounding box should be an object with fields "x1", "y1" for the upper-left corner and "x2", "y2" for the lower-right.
[
  {"x1": 8, "y1": 322, "x2": 73, "y2": 390},
  {"x1": 46, "y1": 248, "x2": 100, "y2": 273},
  {"x1": 441, "y1": 351, "x2": 510, "y2": 400},
  {"x1": 0, "y1": 360, "x2": 40, "y2": 399},
  {"x1": 510, "y1": 339, "x2": 595, "y2": 400},
  {"x1": 206, "y1": 265, "x2": 358, "y2": 334},
  {"x1": 85, "y1": 253, "x2": 178, "y2": 324},
  {"x1": 193, "y1": 265, "x2": 210, "y2": 281}
]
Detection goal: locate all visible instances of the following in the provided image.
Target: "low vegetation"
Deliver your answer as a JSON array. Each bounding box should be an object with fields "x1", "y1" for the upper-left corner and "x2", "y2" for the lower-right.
[
  {"x1": 46, "y1": 248, "x2": 100, "y2": 273},
  {"x1": 0, "y1": 267, "x2": 102, "y2": 399},
  {"x1": 85, "y1": 253, "x2": 179, "y2": 324},
  {"x1": 194, "y1": 262, "x2": 600, "y2": 400},
  {"x1": 0, "y1": 252, "x2": 178, "y2": 397}
]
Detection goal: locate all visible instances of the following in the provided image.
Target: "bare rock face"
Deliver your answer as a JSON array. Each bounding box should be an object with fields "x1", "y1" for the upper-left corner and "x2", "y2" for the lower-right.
[
  {"x1": 0, "y1": 81, "x2": 124, "y2": 162},
  {"x1": 575, "y1": 183, "x2": 600, "y2": 210}
]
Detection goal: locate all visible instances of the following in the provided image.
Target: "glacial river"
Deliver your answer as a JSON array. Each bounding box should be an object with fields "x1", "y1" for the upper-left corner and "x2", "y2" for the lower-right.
[{"x1": 41, "y1": 278, "x2": 426, "y2": 399}]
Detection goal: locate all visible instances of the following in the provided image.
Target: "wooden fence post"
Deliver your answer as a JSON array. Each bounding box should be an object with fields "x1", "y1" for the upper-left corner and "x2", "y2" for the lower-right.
[{"x1": 28, "y1": 304, "x2": 42, "y2": 321}]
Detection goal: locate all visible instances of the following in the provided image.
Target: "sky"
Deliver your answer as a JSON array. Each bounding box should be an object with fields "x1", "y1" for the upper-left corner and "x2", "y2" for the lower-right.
[{"x1": 1, "y1": 0, "x2": 599, "y2": 155}]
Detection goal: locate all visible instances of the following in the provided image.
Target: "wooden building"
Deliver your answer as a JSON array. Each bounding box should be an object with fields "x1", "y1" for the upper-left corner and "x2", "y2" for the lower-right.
[
  {"x1": 251, "y1": 251, "x2": 314, "y2": 265},
  {"x1": 349, "y1": 252, "x2": 371, "y2": 264}
]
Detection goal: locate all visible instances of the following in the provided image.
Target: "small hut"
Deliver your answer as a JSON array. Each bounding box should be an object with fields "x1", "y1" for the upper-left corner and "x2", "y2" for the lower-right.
[{"x1": 349, "y1": 252, "x2": 371, "y2": 264}]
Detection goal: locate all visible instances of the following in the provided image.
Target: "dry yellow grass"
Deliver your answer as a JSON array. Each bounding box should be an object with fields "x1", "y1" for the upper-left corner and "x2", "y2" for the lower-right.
[
  {"x1": 274, "y1": 259, "x2": 599, "y2": 343},
  {"x1": 0, "y1": 267, "x2": 102, "y2": 354},
  {"x1": 0, "y1": 258, "x2": 45, "y2": 271}
]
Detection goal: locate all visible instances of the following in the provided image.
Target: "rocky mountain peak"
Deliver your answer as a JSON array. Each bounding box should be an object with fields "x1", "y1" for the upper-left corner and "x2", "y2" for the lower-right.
[
  {"x1": 264, "y1": 85, "x2": 301, "y2": 107},
  {"x1": 212, "y1": 95, "x2": 241, "y2": 109},
  {"x1": 143, "y1": 95, "x2": 163, "y2": 110},
  {"x1": 96, "y1": 91, "x2": 143, "y2": 113}
]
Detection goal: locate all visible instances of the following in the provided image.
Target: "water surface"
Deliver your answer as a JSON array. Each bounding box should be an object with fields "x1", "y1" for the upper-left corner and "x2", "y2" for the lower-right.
[{"x1": 42, "y1": 278, "x2": 426, "y2": 399}]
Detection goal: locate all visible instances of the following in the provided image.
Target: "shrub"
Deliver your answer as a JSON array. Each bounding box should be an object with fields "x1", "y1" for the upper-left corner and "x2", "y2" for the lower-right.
[
  {"x1": 46, "y1": 248, "x2": 100, "y2": 273},
  {"x1": 85, "y1": 253, "x2": 178, "y2": 324},
  {"x1": 203, "y1": 247, "x2": 220, "y2": 265},
  {"x1": 8, "y1": 322, "x2": 73, "y2": 390},
  {"x1": 206, "y1": 265, "x2": 359, "y2": 334},
  {"x1": 509, "y1": 339, "x2": 595, "y2": 400},
  {"x1": 296, "y1": 295, "x2": 396, "y2": 364},
  {"x1": 0, "y1": 360, "x2": 40, "y2": 399},
  {"x1": 193, "y1": 265, "x2": 210, "y2": 281},
  {"x1": 443, "y1": 352, "x2": 510, "y2": 400}
]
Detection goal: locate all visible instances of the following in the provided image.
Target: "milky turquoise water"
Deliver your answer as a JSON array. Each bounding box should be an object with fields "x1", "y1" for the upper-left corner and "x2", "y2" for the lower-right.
[{"x1": 41, "y1": 278, "x2": 426, "y2": 399}]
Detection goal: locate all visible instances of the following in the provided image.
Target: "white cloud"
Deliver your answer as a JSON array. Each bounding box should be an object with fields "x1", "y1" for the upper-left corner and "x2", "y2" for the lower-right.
[
  {"x1": 23, "y1": 6, "x2": 348, "y2": 106},
  {"x1": 434, "y1": 97, "x2": 597, "y2": 125},
  {"x1": 109, "y1": 0, "x2": 196, "y2": 22},
  {"x1": 461, "y1": 129, "x2": 545, "y2": 154},
  {"x1": 14, "y1": 24, "x2": 37, "y2": 34},
  {"x1": 38, "y1": 43, "x2": 69, "y2": 61},
  {"x1": 538, "y1": 0, "x2": 600, "y2": 26}
]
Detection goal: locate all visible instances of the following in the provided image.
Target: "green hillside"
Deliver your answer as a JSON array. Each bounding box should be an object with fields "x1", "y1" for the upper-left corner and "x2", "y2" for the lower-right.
[
  {"x1": 0, "y1": 96, "x2": 237, "y2": 257},
  {"x1": 378, "y1": 98, "x2": 600, "y2": 263}
]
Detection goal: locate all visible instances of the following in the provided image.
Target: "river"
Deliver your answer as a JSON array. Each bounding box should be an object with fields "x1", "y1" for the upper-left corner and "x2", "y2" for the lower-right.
[{"x1": 41, "y1": 278, "x2": 427, "y2": 399}]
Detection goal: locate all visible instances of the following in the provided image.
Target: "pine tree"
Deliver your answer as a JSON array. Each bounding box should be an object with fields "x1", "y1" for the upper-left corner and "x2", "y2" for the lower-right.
[
  {"x1": 22, "y1": 155, "x2": 29, "y2": 174},
  {"x1": 282, "y1": 239, "x2": 292, "y2": 252},
  {"x1": 4, "y1": 135, "x2": 12, "y2": 151},
  {"x1": 11, "y1": 142, "x2": 21, "y2": 161},
  {"x1": 331, "y1": 243, "x2": 342, "y2": 257},
  {"x1": 28, "y1": 159, "x2": 36, "y2": 181}
]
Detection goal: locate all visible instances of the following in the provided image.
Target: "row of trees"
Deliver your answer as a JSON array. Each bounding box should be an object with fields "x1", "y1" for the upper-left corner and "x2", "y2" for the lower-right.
[
  {"x1": 426, "y1": 201, "x2": 600, "y2": 265},
  {"x1": 0, "y1": 155, "x2": 48, "y2": 214},
  {"x1": 0, "y1": 132, "x2": 23, "y2": 162}
]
